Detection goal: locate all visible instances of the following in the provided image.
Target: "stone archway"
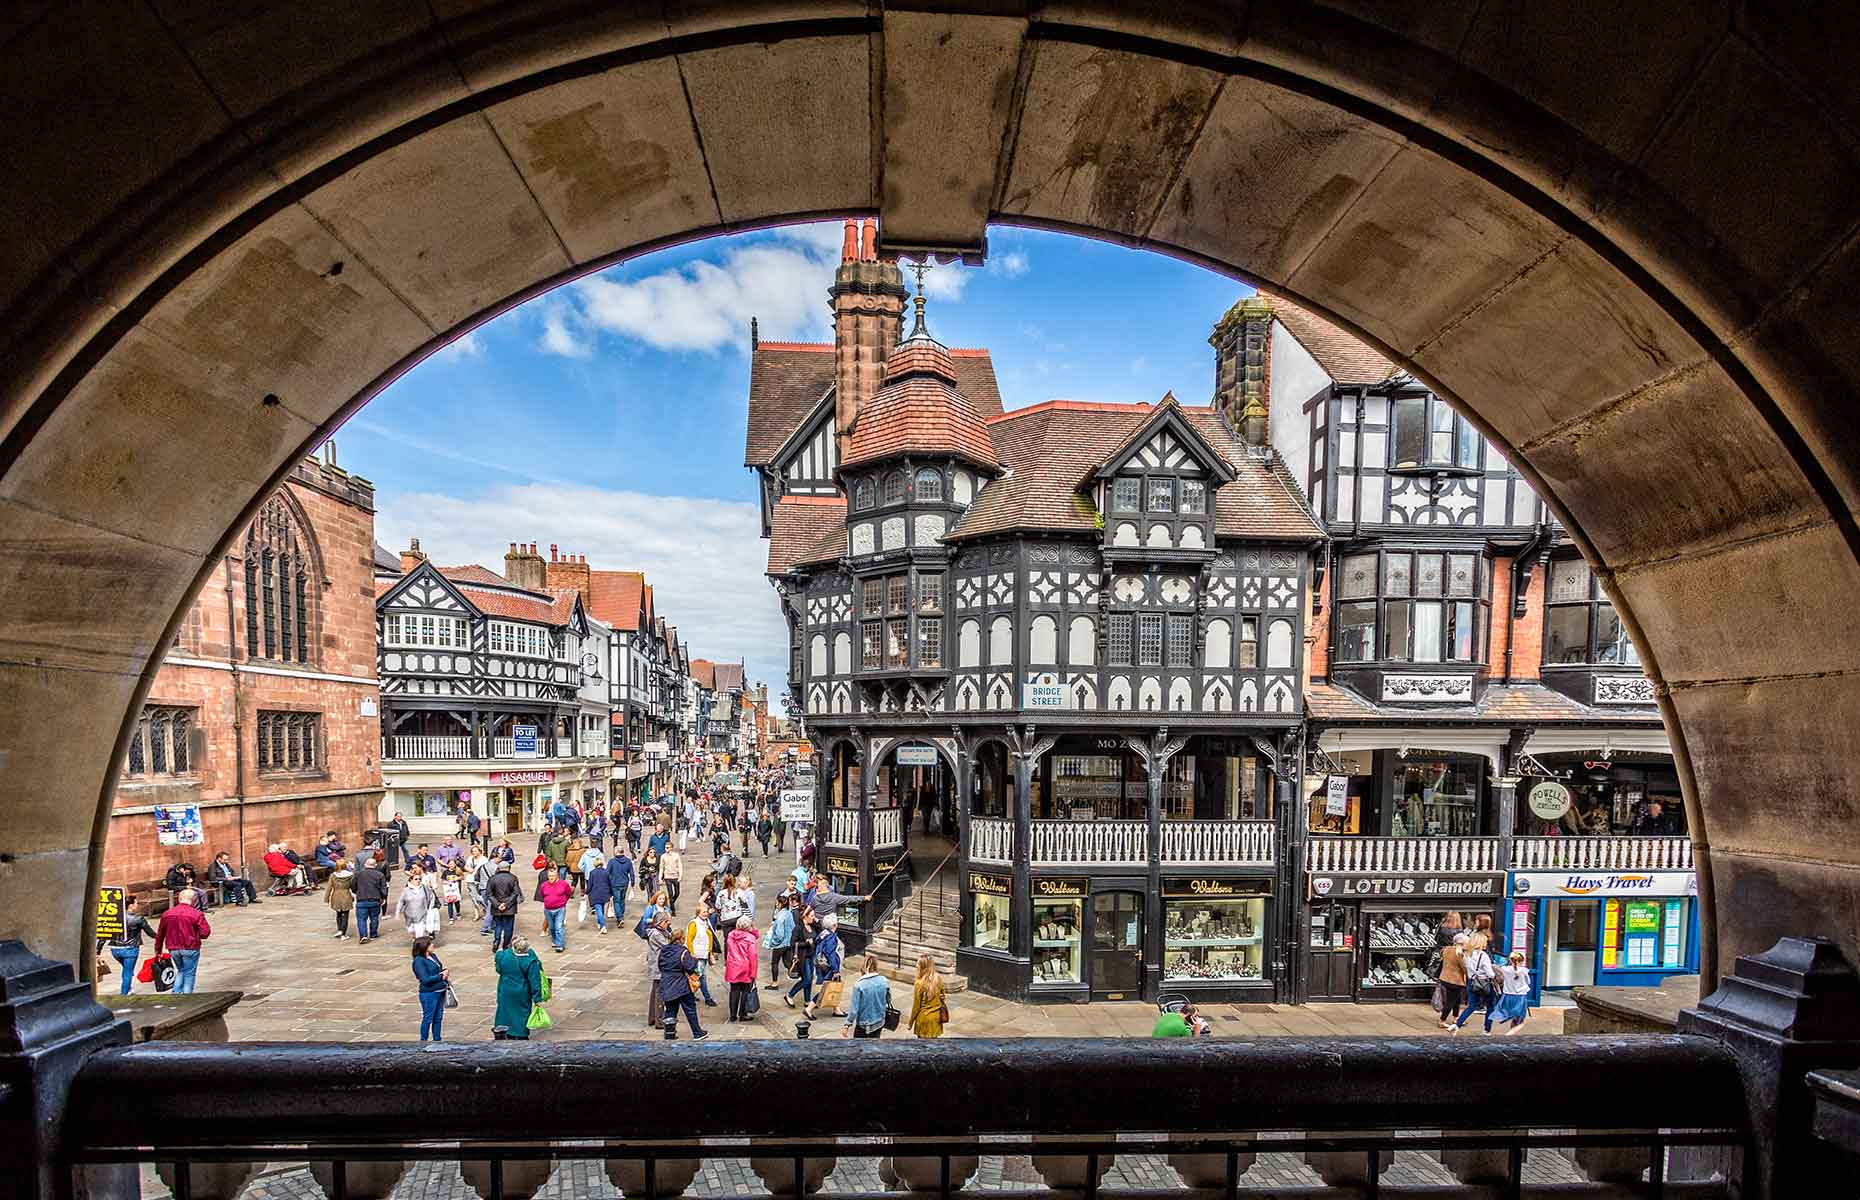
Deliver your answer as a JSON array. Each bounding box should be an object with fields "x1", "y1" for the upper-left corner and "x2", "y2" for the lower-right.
[{"x1": 2, "y1": 6, "x2": 1857, "y2": 981}]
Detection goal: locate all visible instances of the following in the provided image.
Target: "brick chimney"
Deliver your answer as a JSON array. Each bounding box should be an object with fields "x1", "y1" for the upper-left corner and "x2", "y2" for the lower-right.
[
  {"x1": 545, "y1": 547, "x2": 593, "y2": 604},
  {"x1": 830, "y1": 218, "x2": 907, "y2": 459},
  {"x1": 504, "y1": 541, "x2": 547, "y2": 591},
  {"x1": 399, "y1": 537, "x2": 427, "y2": 575},
  {"x1": 1210, "y1": 296, "x2": 1275, "y2": 446}
]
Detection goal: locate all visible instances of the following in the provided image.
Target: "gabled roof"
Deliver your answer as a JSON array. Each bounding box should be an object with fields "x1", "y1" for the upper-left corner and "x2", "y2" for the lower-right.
[
  {"x1": 690, "y1": 659, "x2": 718, "y2": 690},
  {"x1": 745, "y1": 341, "x2": 1005, "y2": 468},
  {"x1": 436, "y1": 564, "x2": 507, "y2": 586},
  {"x1": 1090, "y1": 392, "x2": 1236, "y2": 485},
  {"x1": 1262, "y1": 293, "x2": 1402, "y2": 387},
  {"x1": 713, "y1": 662, "x2": 745, "y2": 692},
  {"x1": 946, "y1": 399, "x2": 1323, "y2": 543},
  {"x1": 767, "y1": 495, "x2": 847, "y2": 575},
  {"x1": 587, "y1": 569, "x2": 645, "y2": 631}
]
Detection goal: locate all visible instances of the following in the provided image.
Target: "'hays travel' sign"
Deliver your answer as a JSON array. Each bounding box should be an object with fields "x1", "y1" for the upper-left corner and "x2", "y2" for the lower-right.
[{"x1": 1511, "y1": 871, "x2": 1696, "y2": 898}]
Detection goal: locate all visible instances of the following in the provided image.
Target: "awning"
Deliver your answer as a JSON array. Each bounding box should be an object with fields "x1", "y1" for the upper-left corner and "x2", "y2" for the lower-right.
[
  {"x1": 1314, "y1": 728, "x2": 1508, "y2": 767},
  {"x1": 1521, "y1": 727, "x2": 1672, "y2": 757}
]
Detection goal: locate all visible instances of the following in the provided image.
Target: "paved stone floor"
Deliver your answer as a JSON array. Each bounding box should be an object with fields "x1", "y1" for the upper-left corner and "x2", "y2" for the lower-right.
[
  {"x1": 110, "y1": 875, "x2": 1549, "y2": 1043},
  {"x1": 116, "y1": 874, "x2": 1592, "y2": 1198}
]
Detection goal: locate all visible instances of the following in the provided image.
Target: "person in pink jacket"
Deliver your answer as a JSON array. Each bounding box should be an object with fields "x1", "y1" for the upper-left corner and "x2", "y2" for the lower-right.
[{"x1": 724, "y1": 916, "x2": 761, "y2": 1021}]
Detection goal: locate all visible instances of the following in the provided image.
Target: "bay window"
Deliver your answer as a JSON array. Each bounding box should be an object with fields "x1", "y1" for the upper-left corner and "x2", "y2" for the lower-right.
[
  {"x1": 1389, "y1": 391, "x2": 1481, "y2": 471},
  {"x1": 1112, "y1": 477, "x2": 1142, "y2": 511},
  {"x1": 1544, "y1": 555, "x2": 1640, "y2": 666},
  {"x1": 1333, "y1": 548, "x2": 1488, "y2": 665}
]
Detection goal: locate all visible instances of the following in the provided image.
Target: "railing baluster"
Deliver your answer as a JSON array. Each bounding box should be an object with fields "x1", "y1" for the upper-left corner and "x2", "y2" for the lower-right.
[{"x1": 491, "y1": 1158, "x2": 505, "y2": 1200}]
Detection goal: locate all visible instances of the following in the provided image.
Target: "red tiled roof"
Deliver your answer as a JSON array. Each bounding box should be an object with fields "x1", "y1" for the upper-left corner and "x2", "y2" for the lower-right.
[
  {"x1": 690, "y1": 659, "x2": 717, "y2": 690},
  {"x1": 713, "y1": 662, "x2": 745, "y2": 692},
  {"x1": 454, "y1": 583, "x2": 564, "y2": 625},
  {"x1": 947, "y1": 400, "x2": 1322, "y2": 542},
  {"x1": 1262, "y1": 293, "x2": 1402, "y2": 386},
  {"x1": 437, "y1": 564, "x2": 506, "y2": 586},
  {"x1": 373, "y1": 579, "x2": 395, "y2": 599},
  {"x1": 767, "y1": 495, "x2": 846, "y2": 575},
  {"x1": 842, "y1": 374, "x2": 998, "y2": 471},
  {"x1": 745, "y1": 342, "x2": 1004, "y2": 467},
  {"x1": 587, "y1": 569, "x2": 645, "y2": 630}
]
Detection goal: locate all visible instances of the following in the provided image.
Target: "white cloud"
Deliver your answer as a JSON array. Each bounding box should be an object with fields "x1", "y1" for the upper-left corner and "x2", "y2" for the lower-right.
[
  {"x1": 918, "y1": 263, "x2": 972, "y2": 302},
  {"x1": 991, "y1": 250, "x2": 1030, "y2": 278},
  {"x1": 1130, "y1": 355, "x2": 1148, "y2": 374},
  {"x1": 569, "y1": 223, "x2": 843, "y2": 354},
  {"x1": 429, "y1": 331, "x2": 484, "y2": 362},
  {"x1": 539, "y1": 309, "x2": 591, "y2": 359},
  {"x1": 375, "y1": 482, "x2": 788, "y2": 691}
]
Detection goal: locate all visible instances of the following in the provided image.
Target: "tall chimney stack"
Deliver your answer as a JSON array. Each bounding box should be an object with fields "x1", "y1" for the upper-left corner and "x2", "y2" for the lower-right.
[
  {"x1": 829, "y1": 219, "x2": 907, "y2": 459},
  {"x1": 504, "y1": 542, "x2": 547, "y2": 591}
]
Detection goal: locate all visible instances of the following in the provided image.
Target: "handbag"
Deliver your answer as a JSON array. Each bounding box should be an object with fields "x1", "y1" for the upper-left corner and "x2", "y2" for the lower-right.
[
  {"x1": 444, "y1": 984, "x2": 459, "y2": 1010},
  {"x1": 526, "y1": 1005, "x2": 552, "y2": 1031},
  {"x1": 532, "y1": 853, "x2": 549, "y2": 870},
  {"x1": 744, "y1": 985, "x2": 760, "y2": 1016},
  {"x1": 883, "y1": 1005, "x2": 901, "y2": 1032},
  {"x1": 939, "y1": 995, "x2": 951, "y2": 1024}
]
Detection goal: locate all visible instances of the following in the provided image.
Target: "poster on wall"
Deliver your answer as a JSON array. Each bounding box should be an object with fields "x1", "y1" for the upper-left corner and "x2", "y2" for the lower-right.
[
  {"x1": 418, "y1": 791, "x2": 449, "y2": 817},
  {"x1": 96, "y1": 886, "x2": 126, "y2": 941},
  {"x1": 153, "y1": 805, "x2": 203, "y2": 846}
]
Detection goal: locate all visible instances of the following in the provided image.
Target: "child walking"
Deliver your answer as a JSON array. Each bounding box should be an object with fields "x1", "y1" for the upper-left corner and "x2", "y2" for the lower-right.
[
  {"x1": 441, "y1": 866, "x2": 464, "y2": 924},
  {"x1": 1493, "y1": 950, "x2": 1532, "y2": 1035}
]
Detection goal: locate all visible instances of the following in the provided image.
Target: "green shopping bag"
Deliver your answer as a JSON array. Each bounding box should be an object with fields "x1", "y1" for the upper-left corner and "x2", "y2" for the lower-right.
[
  {"x1": 527, "y1": 1004, "x2": 552, "y2": 1032},
  {"x1": 538, "y1": 968, "x2": 552, "y2": 1003}
]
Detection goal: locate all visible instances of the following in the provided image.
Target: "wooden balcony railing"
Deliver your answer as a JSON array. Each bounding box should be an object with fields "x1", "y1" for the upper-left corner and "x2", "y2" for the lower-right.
[
  {"x1": 871, "y1": 806, "x2": 904, "y2": 850},
  {"x1": 1030, "y1": 819, "x2": 1148, "y2": 867},
  {"x1": 1307, "y1": 836, "x2": 1503, "y2": 875},
  {"x1": 1512, "y1": 835, "x2": 1694, "y2": 872},
  {"x1": 1160, "y1": 819, "x2": 1275, "y2": 867}
]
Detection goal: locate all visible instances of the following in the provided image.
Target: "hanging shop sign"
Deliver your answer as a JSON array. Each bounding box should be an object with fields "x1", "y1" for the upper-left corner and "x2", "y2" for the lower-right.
[
  {"x1": 1511, "y1": 871, "x2": 1696, "y2": 898},
  {"x1": 968, "y1": 871, "x2": 1011, "y2": 897},
  {"x1": 1163, "y1": 877, "x2": 1274, "y2": 899},
  {"x1": 490, "y1": 770, "x2": 555, "y2": 785},
  {"x1": 1309, "y1": 873, "x2": 1504, "y2": 900},
  {"x1": 895, "y1": 745, "x2": 938, "y2": 767},
  {"x1": 778, "y1": 789, "x2": 814, "y2": 822},
  {"x1": 1527, "y1": 780, "x2": 1573, "y2": 820},
  {"x1": 1324, "y1": 775, "x2": 1350, "y2": 817},
  {"x1": 1033, "y1": 877, "x2": 1086, "y2": 898},
  {"x1": 825, "y1": 854, "x2": 859, "y2": 877},
  {"x1": 95, "y1": 886, "x2": 126, "y2": 940}
]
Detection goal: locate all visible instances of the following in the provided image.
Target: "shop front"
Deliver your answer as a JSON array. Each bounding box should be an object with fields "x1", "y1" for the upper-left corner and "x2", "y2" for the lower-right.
[
  {"x1": 1508, "y1": 870, "x2": 1698, "y2": 1004},
  {"x1": 1303, "y1": 870, "x2": 1505, "y2": 1003},
  {"x1": 1161, "y1": 876, "x2": 1275, "y2": 995}
]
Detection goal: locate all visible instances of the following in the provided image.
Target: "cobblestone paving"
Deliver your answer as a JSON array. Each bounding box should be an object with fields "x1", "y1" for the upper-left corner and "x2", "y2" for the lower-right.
[{"x1": 118, "y1": 865, "x2": 1585, "y2": 1199}]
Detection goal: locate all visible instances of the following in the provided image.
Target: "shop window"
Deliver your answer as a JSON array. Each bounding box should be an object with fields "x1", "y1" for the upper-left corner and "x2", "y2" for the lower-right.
[
  {"x1": 1363, "y1": 910, "x2": 1450, "y2": 988},
  {"x1": 1180, "y1": 479, "x2": 1207, "y2": 514},
  {"x1": 1556, "y1": 901, "x2": 1599, "y2": 952},
  {"x1": 1388, "y1": 756, "x2": 1481, "y2": 837},
  {"x1": 971, "y1": 878, "x2": 1011, "y2": 952},
  {"x1": 1032, "y1": 895, "x2": 1083, "y2": 983},
  {"x1": 1043, "y1": 749, "x2": 1147, "y2": 821},
  {"x1": 1112, "y1": 477, "x2": 1141, "y2": 512},
  {"x1": 1603, "y1": 897, "x2": 1689, "y2": 970},
  {"x1": 1177, "y1": 746, "x2": 1268, "y2": 820},
  {"x1": 1389, "y1": 391, "x2": 1480, "y2": 471},
  {"x1": 1164, "y1": 889, "x2": 1266, "y2": 983},
  {"x1": 1544, "y1": 554, "x2": 1640, "y2": 667},
  {"x1": 124, "y1": 705, "x2": 195, "y2": 777},
  {"x1": 913, "y1": 467, "x2": 943, "y2": 502}
]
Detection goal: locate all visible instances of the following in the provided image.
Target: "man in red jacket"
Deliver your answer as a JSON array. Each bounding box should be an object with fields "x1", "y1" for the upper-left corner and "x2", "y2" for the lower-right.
[{"x1": 153, "y1": 891, "x2": 211, "y2": 994}]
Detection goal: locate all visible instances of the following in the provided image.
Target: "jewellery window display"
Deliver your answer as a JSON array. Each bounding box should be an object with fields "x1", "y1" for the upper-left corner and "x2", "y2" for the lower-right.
[
  {"x1": 1361, "y1": 910, "x2": 1445, "y2": 989},
  {"x1": 1164, "y1": 895, "x2": 1266, "y2": 982},
  {"x1": 1032, "y1": 897, "x2": 1083, "y2": 983},
  {"x1": 970, "y1": 872, "x2": 1011, "y2": 952}
]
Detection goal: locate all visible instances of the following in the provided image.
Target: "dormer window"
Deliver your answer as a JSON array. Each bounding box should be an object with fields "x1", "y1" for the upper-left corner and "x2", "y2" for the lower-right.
[
  {"x1": 914, "y1": 467, "x2": 943, "y2": 502},
  {"x1": 884, "y1": 471, "x2": 906, "y2": 505},
  {"x1": 1112, "y1": 477, "x2": 1142, "y2": 512},
  {"x1": 1181, "y1": 480, "x2": 1207, "y2": 514},
  {"x1": 853, "y1": 479, "x2": 875, "y2": 511},
  {"x1": 1148, "y1": 478, "x2": 1176, "y2": 512}
]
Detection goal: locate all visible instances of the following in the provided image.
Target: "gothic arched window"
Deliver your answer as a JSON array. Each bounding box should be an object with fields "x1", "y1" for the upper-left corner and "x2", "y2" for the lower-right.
[
  {"x1": 913, "y1": 466, "x2": 944, "y2": 502},
  {"x1": 853, "y1": 478, "x2": 875, "y2": 511},
  {"x1": 245, "y1": 495, "x2": 315, "y2": 664}
]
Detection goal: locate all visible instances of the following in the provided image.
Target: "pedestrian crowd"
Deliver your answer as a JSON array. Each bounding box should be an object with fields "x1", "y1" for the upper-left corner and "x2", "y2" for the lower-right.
[{"x1": 107, "y1": 776, "x2": 953, "y2": 1045}]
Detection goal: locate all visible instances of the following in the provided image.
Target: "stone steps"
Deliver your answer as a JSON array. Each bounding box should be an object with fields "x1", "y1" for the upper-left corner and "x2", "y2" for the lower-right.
[{"x1": 866, "y1": 886, "x2": 967, "y2": 992}]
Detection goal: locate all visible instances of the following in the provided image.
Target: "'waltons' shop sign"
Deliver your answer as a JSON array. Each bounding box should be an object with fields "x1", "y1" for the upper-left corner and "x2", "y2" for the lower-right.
[
  {"x1": 1034, "y1": 877, "x2": 1086, "y2": 898},
  {"x1": 1164, "y1": 877, "x2": 1273, "y2": 898},
  {"x1": 825, "y1": 855, "x2": 859, "y2": 877},
  {"x1": 969, "y1": 871, "x2": 1011, "y2": 896}
]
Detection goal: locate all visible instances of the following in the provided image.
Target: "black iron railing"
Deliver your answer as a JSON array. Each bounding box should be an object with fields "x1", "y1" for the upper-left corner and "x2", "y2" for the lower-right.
[{"x1": 65, "y1": 1037, "x2": 1748, "y2": 1198}]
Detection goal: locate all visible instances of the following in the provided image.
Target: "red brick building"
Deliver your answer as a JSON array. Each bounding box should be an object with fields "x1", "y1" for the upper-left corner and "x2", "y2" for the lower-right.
[{"x1": 104, "y1": 452, "x2": 383, "y2": 890}]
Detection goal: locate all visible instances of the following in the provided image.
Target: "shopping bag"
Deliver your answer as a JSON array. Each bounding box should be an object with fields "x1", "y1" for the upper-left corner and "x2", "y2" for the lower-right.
[
  {"x1": 526, "y1": 1005, "x2": 552, "y2": 1032},
  {"x1": 883, "y1": 1005, "x2": 901, "y2": 1032},
  {"x1": 153, "y1": 955, "x2": 178, "y2": 992},
  {"x1": 577, "y1": 899, "x2": 588, "y2": 925},
  {"x1": 817, "y1": 978, "x2": 844, "y2": 1009},
  {"x1": 744, "y1": 985, "x2": 760, "y2": 1016},
  {"x1": 444, "y1": 985, "x2": 460, "y2": 1010},
  {"x1": 136, "y1": 957, "x2": 156, "y2": 984},
  {"x1": 538, "y1": 969, "x2": 553, "y2": 1003}
]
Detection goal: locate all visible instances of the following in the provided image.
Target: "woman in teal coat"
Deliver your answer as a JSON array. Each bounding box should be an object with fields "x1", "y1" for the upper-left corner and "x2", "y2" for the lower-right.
[{"x1": 493, "y1": 934, "x2": 544, "y2": 1039}]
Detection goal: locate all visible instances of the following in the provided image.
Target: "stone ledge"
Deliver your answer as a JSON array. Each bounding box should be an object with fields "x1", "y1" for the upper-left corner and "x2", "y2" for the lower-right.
[
  {"x1": 1563, "y1": 975, "x2": 1699, "y2": 1034},
  {"x1": 101, "y1": 990, "x2": 242, "y2": 1042}
]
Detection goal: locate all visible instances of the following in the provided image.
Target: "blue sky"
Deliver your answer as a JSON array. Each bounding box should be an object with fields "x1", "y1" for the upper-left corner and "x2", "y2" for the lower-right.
[{"x1": 343, "y1": 222, "x2": 1253, "y2": 695}]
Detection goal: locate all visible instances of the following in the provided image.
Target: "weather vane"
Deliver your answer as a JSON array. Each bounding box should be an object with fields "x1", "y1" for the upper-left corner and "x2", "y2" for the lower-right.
[{"x1": 910, "y1": 258, "x2": 930, "y2": 298}]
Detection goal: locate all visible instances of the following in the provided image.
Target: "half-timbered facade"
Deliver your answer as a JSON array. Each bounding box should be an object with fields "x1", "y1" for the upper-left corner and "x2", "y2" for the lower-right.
[
  {"x1": 374, "y1": 542, "x2": 612, "y2": 842},
  {"x1": 1239, "y1": 294, "x2": 1687, "y2": 1006},
  {"x1": 752, "y1": 222, "x2": 1324, "y2": 1003}
]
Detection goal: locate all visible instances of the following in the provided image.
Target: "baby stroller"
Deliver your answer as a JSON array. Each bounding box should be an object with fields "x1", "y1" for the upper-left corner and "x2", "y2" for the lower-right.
[{"x1": 1157, "y1": 993, "x2": 1213, "y2": 1037}]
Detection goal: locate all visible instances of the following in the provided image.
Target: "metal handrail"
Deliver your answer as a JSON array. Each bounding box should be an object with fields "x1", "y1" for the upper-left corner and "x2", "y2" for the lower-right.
[{"x1": 898, "y1": 842, "x2": 960, "y2": 972}]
